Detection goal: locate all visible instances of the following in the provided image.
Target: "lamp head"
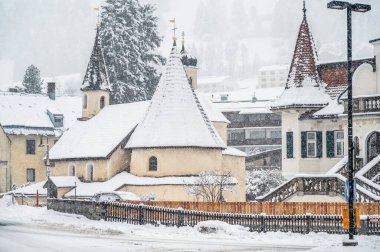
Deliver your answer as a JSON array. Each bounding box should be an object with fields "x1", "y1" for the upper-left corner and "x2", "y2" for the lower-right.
[
  {"x1": 327, "y1": 1, "x2": 349, "y2": 10},
  {"x1": 352, "y1": 3, "x2": 371, "y2": 12}
]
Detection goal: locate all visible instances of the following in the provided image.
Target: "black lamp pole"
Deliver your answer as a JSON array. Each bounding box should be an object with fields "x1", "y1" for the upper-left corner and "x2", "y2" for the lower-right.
[{"x1": 327, "y1": 1, "x2": 371, "y2": 246}]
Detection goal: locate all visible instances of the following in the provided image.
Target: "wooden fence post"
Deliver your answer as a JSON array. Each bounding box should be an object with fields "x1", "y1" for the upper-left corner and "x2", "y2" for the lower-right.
[
  {"x1": 306, "y1": 213, "x2": 311, "y2": 234},
  {"x1": 177, "y1": 208, "x2": 184, "y2": 227},
  {"x1": 260, "y1": 213, "x2": 266, "y2": 233}
]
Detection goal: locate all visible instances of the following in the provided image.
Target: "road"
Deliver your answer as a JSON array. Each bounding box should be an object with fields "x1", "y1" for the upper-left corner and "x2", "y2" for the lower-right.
[{"x1": 0, "y1": 220, "x2": 314, "y2": 252}]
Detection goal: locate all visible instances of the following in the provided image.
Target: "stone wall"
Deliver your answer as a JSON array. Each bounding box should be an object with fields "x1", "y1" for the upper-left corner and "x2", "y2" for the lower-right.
[{"x1": 47, "y1": 198, "x2": 106, "y2": 220}]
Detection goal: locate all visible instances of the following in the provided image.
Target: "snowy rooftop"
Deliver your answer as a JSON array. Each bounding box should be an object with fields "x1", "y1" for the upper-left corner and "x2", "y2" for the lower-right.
[
  {"x1": 0, "y1": 92, "x2": 81, "y2": 136},
  {"x1": 271, "y1": 79, "x2": 331, "y2": 109},
  {"x1": 206, "y1": 86, "x2": 284, "y2": 103},
  {"x1": 64, "y1": 172, "x2": 238, "y2": 197},
  {"x1": 222, "y1": 147, "x2": 247, "y2": 157},
  {"x1": 49, "y1": 101, "x2": 150, "y2": 160},
  {"x1": 47, "y1": 176, "x2": 80, "y2": 188},
  {"x1": 213, "y1": 101, "x2": 272, "y2": 113},
  {"x1": 313, "y1": 100, "x2": 344, "y2": 118},
  {"x1": 198, "y1": 75, "x2": 229, "y2": 85},
  {"x1": 126, "y1": 46, "x2": 225, "y2": 149}
]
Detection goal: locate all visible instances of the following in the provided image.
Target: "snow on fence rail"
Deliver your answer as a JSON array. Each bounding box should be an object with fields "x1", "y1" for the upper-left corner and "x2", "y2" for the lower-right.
[
  {"x1": 118, "y1": 201, "x2": 380, "y2": 215},
  {"x1": 47, "y1": 199, "x2": 380, "y2": 235}
]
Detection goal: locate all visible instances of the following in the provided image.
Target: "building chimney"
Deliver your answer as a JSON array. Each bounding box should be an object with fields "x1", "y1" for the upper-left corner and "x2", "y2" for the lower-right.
[{"x1": 47, "y1": 82, "x2": 56, "y2": 100}]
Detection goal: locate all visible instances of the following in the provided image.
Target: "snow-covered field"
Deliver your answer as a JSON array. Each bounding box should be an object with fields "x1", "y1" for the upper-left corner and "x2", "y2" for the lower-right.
[{"x1": 0, "y1": 197, "x2": 379, "y2": 252}]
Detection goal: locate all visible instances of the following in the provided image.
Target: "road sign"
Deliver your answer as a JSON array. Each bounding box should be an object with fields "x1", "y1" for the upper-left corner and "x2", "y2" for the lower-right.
[{"x1": 344, "y1": 179, "x2": 357, "y2": 202}]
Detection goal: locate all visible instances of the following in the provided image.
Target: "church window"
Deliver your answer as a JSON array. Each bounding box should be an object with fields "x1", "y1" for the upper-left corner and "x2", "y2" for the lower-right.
[
  {"x1": 86, "y1": 164, "x2": 94, "y2": 182},
  {"x1": 68, "y1": 164, "x2": 76, "y2": 176},
  {"x1": 149, "y1": 156, "x2": 157, "y2": 171},
  {"x1": 83, "y1": 95, "x2": 87, "y2": 109},
  {"x1": 26, "y1": 140, "x2": 36, "y2": 155},
  {"x1": 26, "y1": 168, "x2": 35, "y2": 182},
  {"x1": 100, "y1": 96, "x2": 105, "y2": 109}
]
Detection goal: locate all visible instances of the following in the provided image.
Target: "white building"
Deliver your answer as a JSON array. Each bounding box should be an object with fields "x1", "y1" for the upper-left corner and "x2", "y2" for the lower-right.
[
  {"x1": 260, "y1": 5, "x2": 380, "y2": 202},
  {"x1": 257, "y1": 65, "x2": 289, "y2": 89}
]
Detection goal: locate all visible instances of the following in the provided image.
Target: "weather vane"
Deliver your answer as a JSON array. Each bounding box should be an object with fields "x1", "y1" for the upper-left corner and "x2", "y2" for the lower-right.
[{"x1": 169, "y1": 18, "x2": 177, "y2": 43}]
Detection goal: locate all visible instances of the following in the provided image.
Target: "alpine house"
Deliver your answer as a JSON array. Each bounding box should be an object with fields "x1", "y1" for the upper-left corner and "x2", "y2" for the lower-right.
[
  {"x1": 48, "y1": 35, "x2": 246, "y2": 201},
  {"x1": 261, "y1": 2, "x2": 380, "y2": 203}
]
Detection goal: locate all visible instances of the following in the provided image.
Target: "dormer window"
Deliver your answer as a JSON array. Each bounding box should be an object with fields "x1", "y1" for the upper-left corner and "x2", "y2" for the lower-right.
[{"x1": 47, "y1": 109, "x2": 64, "y2": 127}]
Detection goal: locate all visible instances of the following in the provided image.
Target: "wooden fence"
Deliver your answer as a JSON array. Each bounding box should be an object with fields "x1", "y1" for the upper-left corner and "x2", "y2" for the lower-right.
[
  {"x1": 120, "y1": 201, "x2": 380, "y2": 215},
  {"x1": 105, "y1": 202, "x2": 380, "y2": 235},
  {"x1": 47, "y1": 199, "x2": 380, "y2": 235}
]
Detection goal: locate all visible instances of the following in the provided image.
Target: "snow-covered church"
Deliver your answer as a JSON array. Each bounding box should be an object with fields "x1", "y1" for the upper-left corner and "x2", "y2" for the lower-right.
[
  {"x1": 260, "y1": 4, "x2": 380, "y2": 202},
  {"x1": 47, "y1": 28, "x2": 246, "y2": 201}
]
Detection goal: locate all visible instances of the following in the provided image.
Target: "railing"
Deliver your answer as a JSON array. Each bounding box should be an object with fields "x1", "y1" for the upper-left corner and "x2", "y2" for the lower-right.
[
  {"x1": 343, "y1": 95, "x2": 380, "y2": 113},
  {"x1": 257, "y1": 175, "x2": 379, "y2": 203},
  {"x1": 47, "y1": 199, "x2": 380, "y2": 235}
]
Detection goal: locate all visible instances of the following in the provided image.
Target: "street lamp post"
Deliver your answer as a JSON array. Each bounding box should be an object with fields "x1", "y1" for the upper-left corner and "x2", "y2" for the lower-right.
[{"x1": 327, "y1": 1, "x2": 371, "y2": 246}]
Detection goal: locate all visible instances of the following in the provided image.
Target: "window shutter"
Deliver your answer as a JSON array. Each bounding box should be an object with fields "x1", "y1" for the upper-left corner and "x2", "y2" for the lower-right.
[
  {"x1": 326, "y1": 131, "x2": 335, "y2": 158},
  {"x1": 286, "y1": 132, "x2": 293, "y2": 158},
  {"x1": 301, "y1": 132, "x2": 307, "y2": 158},
  {"x1": 316, "y1": 131, "x2": 323, "y2": 158}
]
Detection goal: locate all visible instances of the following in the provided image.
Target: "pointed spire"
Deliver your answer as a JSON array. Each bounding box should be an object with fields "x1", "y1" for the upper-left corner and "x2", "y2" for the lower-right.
[
  {"x1": 125, "y1": 46, "x2": 224, "y2": 149},
  {"x1": 170, "y1": 18, "x2": 177, "y2": 47},
  {"x1": 81, "y1": 26, "x2": 111, "y2": 91},
  {"x1": 285, "y1": 0, "x2": 320, "y2": 89}
]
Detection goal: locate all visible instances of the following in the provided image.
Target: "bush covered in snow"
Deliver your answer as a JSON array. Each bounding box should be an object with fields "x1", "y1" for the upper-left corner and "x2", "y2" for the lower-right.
[{"x1": 246, "y1": 169, "x2": 286, "y2": 201}]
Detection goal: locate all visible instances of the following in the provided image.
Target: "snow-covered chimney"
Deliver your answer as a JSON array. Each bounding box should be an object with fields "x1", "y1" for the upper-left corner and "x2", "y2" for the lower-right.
[{"x1": 47, "y1": 82, "x2": 56, "y2": 100}]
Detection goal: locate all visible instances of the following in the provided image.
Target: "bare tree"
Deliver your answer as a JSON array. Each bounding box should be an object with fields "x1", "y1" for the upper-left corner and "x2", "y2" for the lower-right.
[{"x1": 185, "y1": 171, "x2": 236, "y2": 202}]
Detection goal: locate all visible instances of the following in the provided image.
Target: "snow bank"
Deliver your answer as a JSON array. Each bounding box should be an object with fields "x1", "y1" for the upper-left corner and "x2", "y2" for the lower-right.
[{"x1": 196, "y1": 220, "x2": 248, "y2": 235}]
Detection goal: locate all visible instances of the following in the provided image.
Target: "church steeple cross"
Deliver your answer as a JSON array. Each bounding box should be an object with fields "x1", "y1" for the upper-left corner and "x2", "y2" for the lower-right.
[{"x1": 170, "y1": 18, "x2": 177, "y2": 46}]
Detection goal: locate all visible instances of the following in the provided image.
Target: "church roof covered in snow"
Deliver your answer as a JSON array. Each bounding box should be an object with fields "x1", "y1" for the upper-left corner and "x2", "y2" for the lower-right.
[
  {"x1": 271, "y1": 3, "x2": 330, "y2": 110},
  {"x1": 49, "y1": 101, "x2": 150, "y2": 160},
  {"x1": 0, "y1": 92, "x2": 81, "y2": 136},
  {"x1": 81, "y1": 27, "x2": 111, "y2": 91},
  {"x1": 125, "y1": 45, "x2": 225, "y2": 149}
]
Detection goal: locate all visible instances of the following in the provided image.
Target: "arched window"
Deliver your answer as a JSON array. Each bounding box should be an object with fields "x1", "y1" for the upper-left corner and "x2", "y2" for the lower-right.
[
  {"x1": 68, "y1": 164, "x2": 76, "y2": 176},
  {"x1": 83, "y1": 95, "x2": 87, "y2": 109},
  {"x1": 86, "y1": 164, "x2": 94, "y2": 182},
  {"x1": 149, "y1": 156, "x2": 157, "y2": 171},
  {"x1": 100, "y1": 96, "x2": 105, "y2": 109}
]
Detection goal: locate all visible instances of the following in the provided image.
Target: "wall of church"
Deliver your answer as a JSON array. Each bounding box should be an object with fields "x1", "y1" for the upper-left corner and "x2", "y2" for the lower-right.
[
  {"x1": 352, "y1": 63, "x2": 376, "y2": 96},
  {"x1": 118, "y1": 184, "x2": 245, "y2": 202},
  {"x1": 82, "y1": 90, "x2": 110, "y2": 119},
  {"x1": 0, "y1": 127, "x2": 11, "y2": 192},
  {"x1": 222, "y1": 154, "x2": 246, "y2": 202},
  {"x1": 8, "y1": 134, "x2": 56, "y2": 188},
  {"x1": 213, "y1": 122, "x2": 228, "y2": 144},
  {"x1": 52, "y1": 145, "x2": 130, "y2": 182},
  {"x1": 185, "y1": 66, "x2": 198, "y2": 90},
  {"x1": 130, "y1": 148, "x2": 223, "y2": 177}
]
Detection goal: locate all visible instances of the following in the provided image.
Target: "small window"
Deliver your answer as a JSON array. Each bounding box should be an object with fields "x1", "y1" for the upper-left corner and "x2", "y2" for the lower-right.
[
  {"x1": 87, "y1": 164, "x2": 94, "y2": 182},
  {"x1": 335, "y1": 131, "x2": 344, "y2": 157},
  {"x1": 307, "y1": 132, "x2": 317, "y2": 157},
  {"x1": 26, "y1": 140, "x2": 36, "y2": 155},
  {"x1": 68, "y1": 165, "x2": 76, "y2": 176},
  {"x1": 149, "y1": 156, "x2": 157, "y2": 171},
  {"x1": 100, "y1": 96, "x2": 105, "y2": 109},
  {"x1": 26, "y1": 168, "x2": 35, "y2": 182},
  {"x1": 83, "y1": 95, "x2": 87, "y2": 109}
]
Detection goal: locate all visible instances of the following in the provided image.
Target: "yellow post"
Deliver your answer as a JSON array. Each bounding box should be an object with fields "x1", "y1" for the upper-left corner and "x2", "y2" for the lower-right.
[
  {"x1": 343, "y1": 208, "x2": 349, "y2": 229},
  {"x1": 356, "y1": 208, "x2": 361, "y2": 228}
]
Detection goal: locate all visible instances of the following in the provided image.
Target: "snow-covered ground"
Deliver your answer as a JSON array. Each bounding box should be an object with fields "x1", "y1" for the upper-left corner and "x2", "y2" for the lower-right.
[{"x1": 0, "y1": 197, "x2": 379, "y2": 252}]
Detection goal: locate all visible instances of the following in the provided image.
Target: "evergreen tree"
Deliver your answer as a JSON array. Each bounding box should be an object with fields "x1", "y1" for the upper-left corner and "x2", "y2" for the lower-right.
[
  {"x1": 22, "y1": 64, "x2": 43, "y2": 94},
  {"x1": 100, "y1": 0, "x2": 164, "y2": 104}
]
